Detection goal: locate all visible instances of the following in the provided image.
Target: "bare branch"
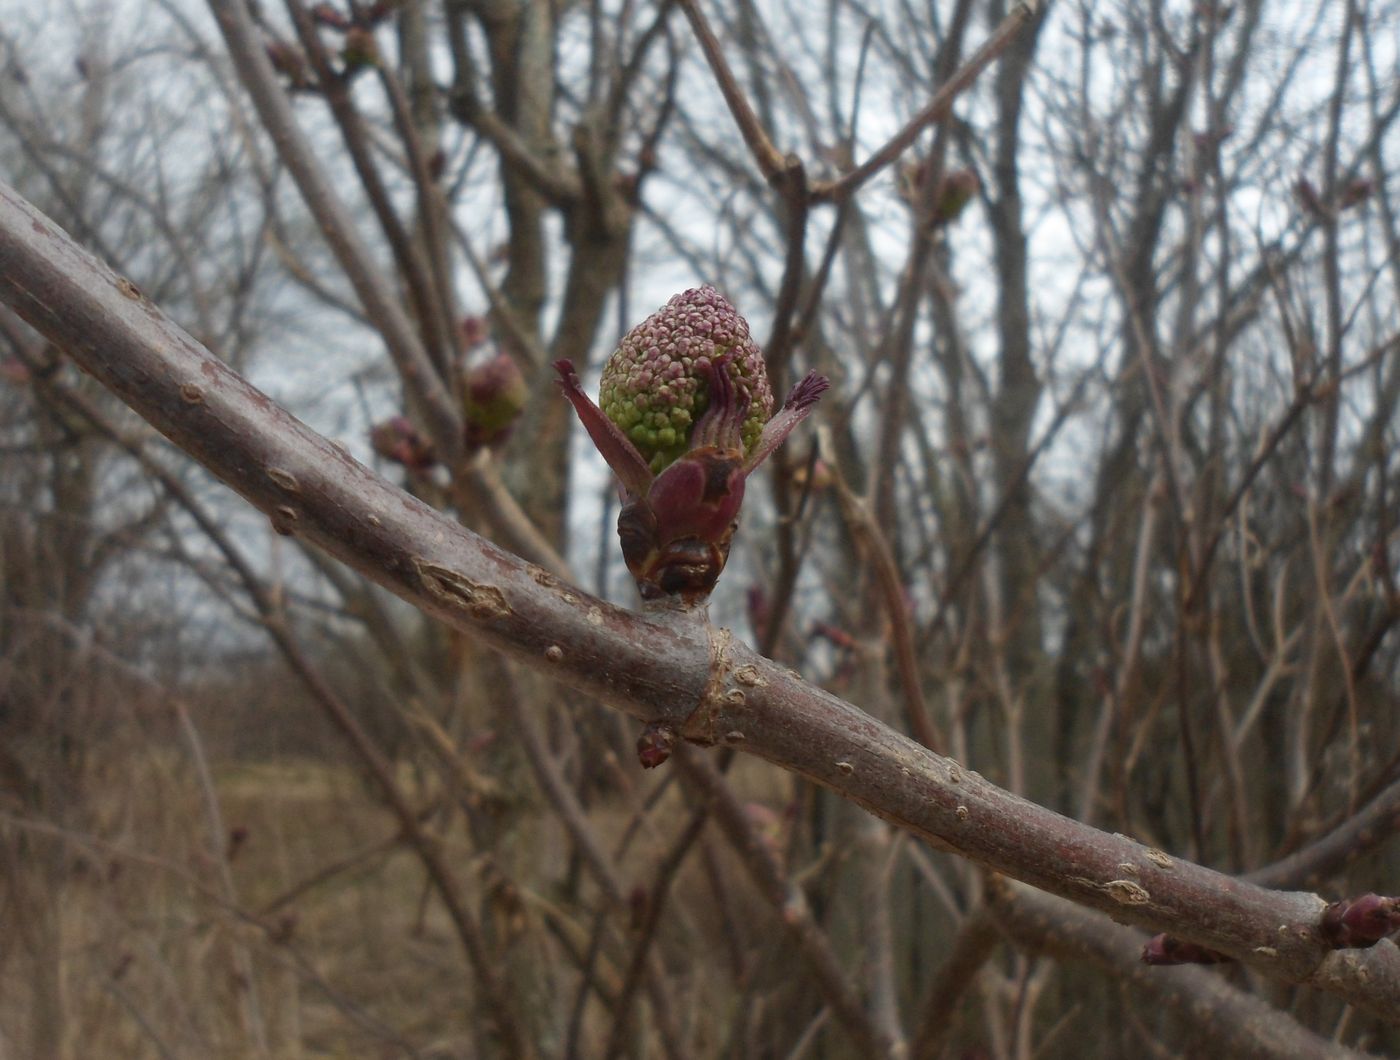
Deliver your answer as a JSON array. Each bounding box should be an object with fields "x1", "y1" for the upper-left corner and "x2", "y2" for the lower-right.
[{"x1": 4, "y1": 182, "x2": 1400, "y2": 1027}]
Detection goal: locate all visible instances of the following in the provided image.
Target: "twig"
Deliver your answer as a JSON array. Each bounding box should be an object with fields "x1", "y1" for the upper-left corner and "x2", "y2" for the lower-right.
[
  {"x1": 24, "y1": 345, "x2": 533, "y2": 1057},
  {"x1": 206, "y1": 0, "x2": 463, "y2": 461},
  {"x1": 811, "y1": 1, "x2": 1040, "y2": 204},
  {"x1": 992, "y1": 881, "x2": 1372, "y2": 1060},
  {"x1": 824, "y1": 428, "x2": 945, "y2": 754},
  {"x1": 910, "y1": 906, "x2": 999, "y2": 1059},
  {"x1": 600, "y1": 809, "x2": 707, "y2": 1060},
  {"x1": 675, "y1": 0, "x2": 789, "y2": 182},
  {"x1": 284, "y1": 0, "x2": 455, "y2": 377},
  {"x1": 675, "y1": 747, "x2": 890, "y2": 1056}
]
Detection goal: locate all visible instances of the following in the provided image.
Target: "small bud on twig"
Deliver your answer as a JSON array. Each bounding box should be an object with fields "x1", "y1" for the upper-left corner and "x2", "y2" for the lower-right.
[
  {"x1": 310, "y1": 3, "x2": 352, "y2": 31},
  {"x1": 1320, "y1": 894, "x2": 1400, "y2": 949},
  {"x1": 462, "y1": 351, "x2": 526, "y2": 450},
  {"x1": 340, "y1": 27, "x2": 380, "y2": 73},
  {"x1": 370, "y1": 416, "x2": 436, "y2": 472},
  {"x1": 636, "y1": 721, "x2": 677, "y2": 768},
  {"x1": 1141, "y1": 933, "x2": 1233, "y2": 966}
]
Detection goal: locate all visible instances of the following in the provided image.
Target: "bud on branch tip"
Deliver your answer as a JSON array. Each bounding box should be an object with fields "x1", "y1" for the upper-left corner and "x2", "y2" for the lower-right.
[
  {"x1": 1320, "y1": 893, "x2": 1400, "y2": 949},
  {"x1": 557, "y1": 287, "x2": 828, "y2": 602}
]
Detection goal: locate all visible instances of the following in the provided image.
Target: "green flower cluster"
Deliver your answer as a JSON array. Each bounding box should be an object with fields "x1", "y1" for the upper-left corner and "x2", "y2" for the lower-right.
[{"x1": 598, "y1": 286, "x2": 774, "y2": 472}]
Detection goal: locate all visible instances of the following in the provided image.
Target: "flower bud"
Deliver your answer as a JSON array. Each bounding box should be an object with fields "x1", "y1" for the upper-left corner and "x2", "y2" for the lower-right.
[
  {"x1": 1339, "y1": 179, "x2": 1374, "y2": 211},
  {"x1": 463, "y1": 351, "x2": 526, "y2": 449},
  {"x1": 1320, "y1": 893, "x2": 1400, "y2": 949},
  {"x1": 0, "y1": 357, "x2": 32, "y2": 385},
  {"x1": 931, "y1": 168, "x2": 980, "y2": 226},
  {"x1": 636, "y1": 722, "x2": 677, "y2": 768},
  {"x1": 370, "y1": 416, "x2": 435, "y2": 471},
  {"x1": 599, "y1": 287, "x2": 774, "y2": 473},
  {"x1": 1141, "y1": 933, "x2": 1232, "y2": 966},
  {"x1": 460, "y1": 314, "x2": 489, "y2": 349},
  {"x1": 898, "y1": 164, "x2": 980, "y2": 228},
  {"x1": 556, "y1": 287, "x2": 828, "y2": 601},
  {"x1": 341, "y1": 27, "x2": 380, "y2": 72}
]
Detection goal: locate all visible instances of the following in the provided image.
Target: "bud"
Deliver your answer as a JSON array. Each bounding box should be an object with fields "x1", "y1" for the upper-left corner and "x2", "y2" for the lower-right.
[
  {"x1": 598, "y1": 286, "x2": 774, "y2": 474},
  {"x1": 0, "y1": 357, "x2": 32, "y2": 385},
  {"x1": 628, "y1": 885, "x2": 650, "y2": 928},
  {"x1": 460, "y1": 314, "x2": 489, "y2": 349},
  {"x1": 791, "y1": 456, "x2": 833, "y2": 494},
  {"x1": 557, "y1": 287, "x2": 828, "y2": 601},
  {"x1": 1320, "y1": 893, "x2": 1400, "y2": 949},
  {"x1": 898, "y1": 163, "x2": 980, "y2": 228},
  {"x1": 265, "y1": 39, "x2": 312, "y2": 90},
  {"x1": 463, "y1": 351, "x2": 527, "y2": 449},
  {"x1": 341, "y1": 27, "x2": 380, "y2": 72},
  {"x1": 1294, "y1": 177, "x2": 1326, "y2": 220},
  {"x1": 811, "y1": 621, "x2": 857, "y2": 651},
  {"x1": 931, "y1": 168, "x2": 980, "y2": 226},
  {"x1": 1141, "y1": 934, "x2": 1232, "y2": 966},
  {"x1": 636, "y1": 722, "x2": 677, "y2": 768},
  {"x1": 310, "y1": 2, "x2": 352, "y2": 30},
  {"x1": 1338, "y1": 179, "x2": 1374, "y2": 211},
  {"x1": 370, "y1": 416, "x2": 436, "y2": 471},
  {"x1": 226, "y1": 824, "x2": 250, "y2": 861}
]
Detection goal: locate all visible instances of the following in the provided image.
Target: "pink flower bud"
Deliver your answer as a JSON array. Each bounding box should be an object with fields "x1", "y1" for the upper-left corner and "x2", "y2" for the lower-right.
[
  {"x1": 555, "y1": 289, "x2": 827, "y2": 602},
  {"x1": 1141, "y1": 934, "x2": 1232, "y2": 966},
  {"x1": 462, "y1": 352, "x2": 526, "y2": 449},
  {"x1": 370, "y1": 416, "x2": 436, "y2": 471},
  {"x1": 1321, "y1": 894, "x2": 1400, "y2": 949},
  {"x1": 636, "y1": 722, "x2": 677, "y2": 768}
]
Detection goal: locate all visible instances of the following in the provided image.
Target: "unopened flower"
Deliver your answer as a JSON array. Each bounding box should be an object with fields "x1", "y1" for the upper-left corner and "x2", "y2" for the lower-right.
[
  {"x1": 310, "y1": 2, "x2": 352, "y2": 30},
  {"x1": 460, "y1": 314, "x2": 490, "y2": 349},
  {"x1": 931, "y1": 168, "x2": 980, "y2": 226},
  {"x1": 898, "y1": 163, "x2": 980, "y2": 227},
  {"x1": 636, "y1": 722, "x2": 677, "y2": 768},
  {"x1": 557, "y1": 286, "x2": 827, "y2": 601},
  {"x1": 791, "y1": 456, "x2": 833, "y2": 494},
  {"x1": 1294, "y1": 176, "x2": 1326, "y2": 220},
  {"x1": 1320, "y1": 893, "x2": 1400, "y2": 949},
  {"x1": 598, "y1": 286, "x2": 774, "y2": 473},
  {"x1": 463, "y1": 351, "x2": 526, "y2": 449},
  {"x1": 1338, "y1": 179, "x2": 1375, "y2": 211},
  {"x1": 370, "y1": 415, "x2": 435, "y2": 471},
  {"x1": 341, "y1": 27, "x2": 380, "y2": 72},
  {"x1": 1141, "y1": 933, "x2": 1232, "y2": 966},
  {"x1": 0, "y1": 357, "x2": 32, "y2": 385}
]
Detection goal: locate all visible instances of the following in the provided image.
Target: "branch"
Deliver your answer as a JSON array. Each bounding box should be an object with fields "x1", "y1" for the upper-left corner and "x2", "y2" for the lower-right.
[
  {"x1": 675, "y1": 0, "x2": 789, "y2": 183},
  {"x1": 1, "y1": 181, "x2": 1397, "y2": 1025},
  {"x1": 810, "y1": 0, "x2": 1040, "y2": 204},
  {"x1": 994, "y1": 883, "x2": 1373, "y2": 1060},
  {"x1": 205, "y1": 0, "x2": 463, "y2": 461}
]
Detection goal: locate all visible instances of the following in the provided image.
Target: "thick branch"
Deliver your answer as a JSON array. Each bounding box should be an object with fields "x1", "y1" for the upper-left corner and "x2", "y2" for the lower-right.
[
  {"x1": 995, "y1": 883, "x2": 1371, "y2": 1060},
  {"x1": 0, "y1": 182, "x2": 1397, "y2": 1024}
]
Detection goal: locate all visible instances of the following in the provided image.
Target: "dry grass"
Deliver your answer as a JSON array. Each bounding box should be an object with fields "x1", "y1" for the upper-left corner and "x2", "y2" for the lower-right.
[
  {"x1": 3, "y1": 753, "x2": 460, "y2": 1058},
  {"x1": 0, "y1": 739, "x2": 801, "y2": 1059}
]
